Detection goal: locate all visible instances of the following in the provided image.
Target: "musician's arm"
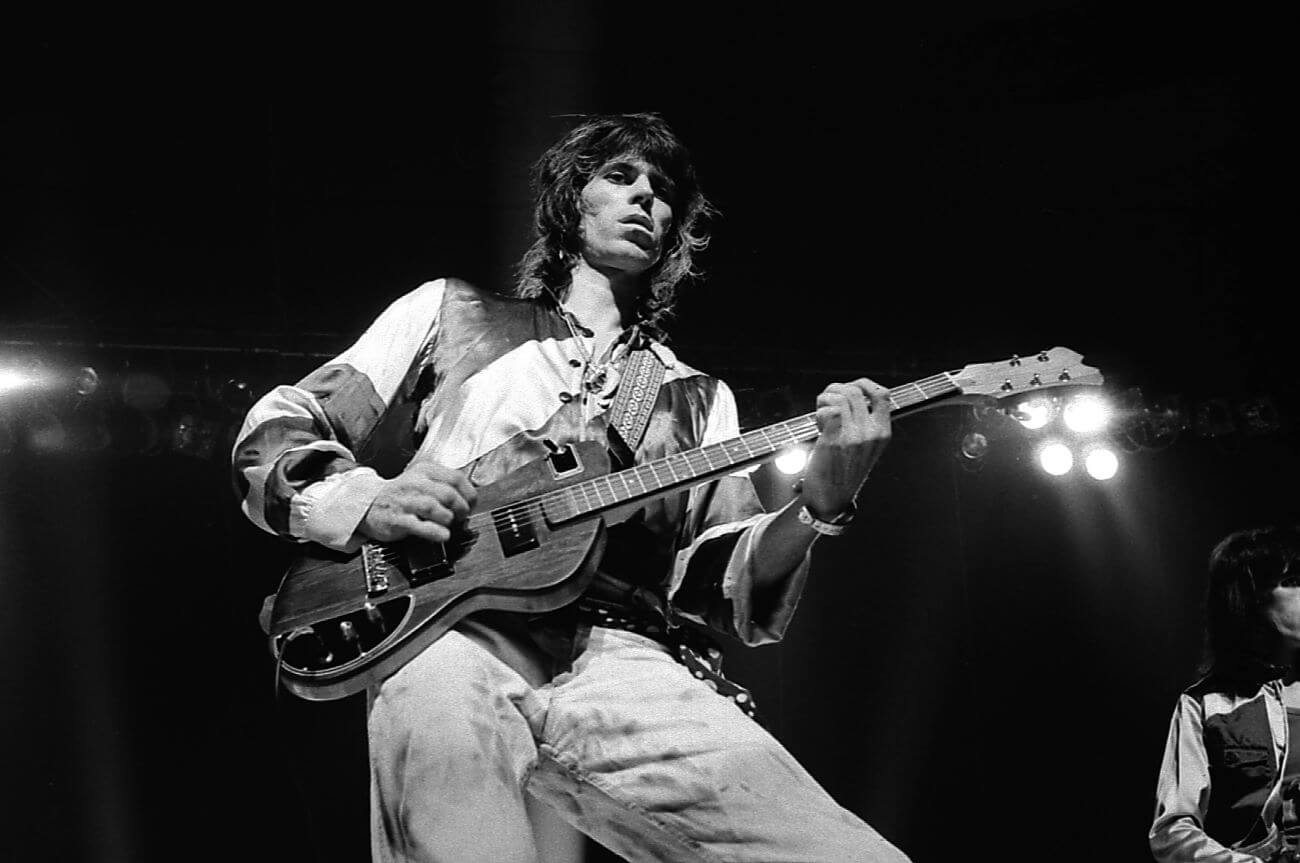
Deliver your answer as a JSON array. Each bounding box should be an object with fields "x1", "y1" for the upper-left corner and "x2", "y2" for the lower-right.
[
  {"x1": 664, "y1": 380, "x2": 810, "y2": 645},
  {"x1": 1149, "y1": 695, "x2": 1260, "y2": 862},
  {"x1": 668, "y1": 378, "x2": 889, "y2": 645},
  {"x1": 230, "y1": 279, "x2": 447, "y2": 551},
  {"x1": 748, "y1": 377, "x2": 890, "y2": 589}
]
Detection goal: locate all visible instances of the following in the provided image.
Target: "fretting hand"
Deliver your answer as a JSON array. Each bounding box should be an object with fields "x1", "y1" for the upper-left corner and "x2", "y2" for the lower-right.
[
  {"x1": 798, "y1": 378, "x2": 892, "y2": 520},
  {"x1": 359, "y1": 460, "x2": 477, "y2": 544}
]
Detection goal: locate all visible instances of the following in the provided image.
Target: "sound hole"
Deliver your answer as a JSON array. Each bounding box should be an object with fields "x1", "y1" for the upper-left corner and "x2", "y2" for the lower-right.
[{"x1": 278, "y1": 596, "x2": 411, "y2": 674}]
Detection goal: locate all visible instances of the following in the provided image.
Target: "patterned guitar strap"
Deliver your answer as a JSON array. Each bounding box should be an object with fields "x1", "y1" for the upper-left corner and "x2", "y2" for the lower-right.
[
  {"x1": 598, "y1": 342, "x2": 764, "y2": 723},
  {"x1": 605, "y1": 341, "x2": 666, "y2": 462}
]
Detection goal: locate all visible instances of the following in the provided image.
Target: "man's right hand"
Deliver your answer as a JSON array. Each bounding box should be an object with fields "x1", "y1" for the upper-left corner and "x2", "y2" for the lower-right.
[{"x1": 358, "y1": 461, "x2": 477, "y2": 544}]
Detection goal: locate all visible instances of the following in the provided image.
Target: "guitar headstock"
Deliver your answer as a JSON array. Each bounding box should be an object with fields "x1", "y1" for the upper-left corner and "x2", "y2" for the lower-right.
[{"x1": 948, "y1": 347, "x2": 1103, "y2": 400}]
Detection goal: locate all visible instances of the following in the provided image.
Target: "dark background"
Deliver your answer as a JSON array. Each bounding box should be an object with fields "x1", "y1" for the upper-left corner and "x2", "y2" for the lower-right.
[{"x1": 0, "y1": 4, "x2": 1288, "y2": 861}]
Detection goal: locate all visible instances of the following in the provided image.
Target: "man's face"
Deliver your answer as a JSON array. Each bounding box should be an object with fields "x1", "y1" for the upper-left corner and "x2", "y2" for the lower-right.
[{"x1": 577, "y1": 155, "x2": 675, "y2": 278}]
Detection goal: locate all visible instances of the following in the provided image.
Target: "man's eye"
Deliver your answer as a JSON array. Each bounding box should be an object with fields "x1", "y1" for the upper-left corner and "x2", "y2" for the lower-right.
[{"x1": 606, "y1": 170, "x2": 628, "y2": 183}]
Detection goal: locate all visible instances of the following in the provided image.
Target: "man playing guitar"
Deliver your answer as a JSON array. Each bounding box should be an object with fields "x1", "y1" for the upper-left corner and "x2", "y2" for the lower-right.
[{"x1": 233, "y1": 113, "x2": 909, "y2": 862}]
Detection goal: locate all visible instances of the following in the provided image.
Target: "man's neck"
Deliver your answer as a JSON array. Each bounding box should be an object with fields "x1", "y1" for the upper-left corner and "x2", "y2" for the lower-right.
[{"x1": 563, "y1": 260, "x2": 641, "y2": 337}]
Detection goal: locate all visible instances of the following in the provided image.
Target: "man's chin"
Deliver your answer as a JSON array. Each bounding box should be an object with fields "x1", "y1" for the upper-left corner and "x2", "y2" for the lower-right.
[{"x1": 617, "y1": 248, "x2": 661, "y2": 275}]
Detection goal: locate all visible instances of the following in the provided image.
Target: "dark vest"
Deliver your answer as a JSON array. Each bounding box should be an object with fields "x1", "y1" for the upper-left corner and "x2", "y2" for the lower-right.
[{"x1": 1190, "y1": 677, "x2": 1280, "y2": 848}]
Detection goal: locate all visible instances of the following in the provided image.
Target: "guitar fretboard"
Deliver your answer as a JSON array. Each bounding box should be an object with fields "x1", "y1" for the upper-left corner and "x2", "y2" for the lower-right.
[{"x1": 539, "y1": 372, "x2": 960, "y2": 523}]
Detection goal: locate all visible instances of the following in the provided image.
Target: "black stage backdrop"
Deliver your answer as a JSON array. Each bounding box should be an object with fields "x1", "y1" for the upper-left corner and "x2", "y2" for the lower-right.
[{"x1": 1, "y1": 4, "x2": 1286, "y2": 862}]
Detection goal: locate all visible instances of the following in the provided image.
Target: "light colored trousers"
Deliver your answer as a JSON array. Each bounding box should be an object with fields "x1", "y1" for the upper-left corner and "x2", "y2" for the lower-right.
[{"x1": 368, "y1": 626, "x2": 912, "y2": 863}]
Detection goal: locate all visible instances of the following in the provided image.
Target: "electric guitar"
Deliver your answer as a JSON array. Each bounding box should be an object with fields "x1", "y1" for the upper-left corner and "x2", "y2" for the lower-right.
[{"x1": 265, "y1": 347, "x2": 1102, "y2": 701}]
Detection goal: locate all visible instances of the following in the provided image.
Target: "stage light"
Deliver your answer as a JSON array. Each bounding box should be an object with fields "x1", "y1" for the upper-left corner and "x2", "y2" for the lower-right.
[
  {"x1": 1084, "y1": 447, "x2": 1119, "y2": 481},
  {"x1": 959, "y1": 431, "x2": 989, "y2": 461},
  {"x1": 774, "y1": 446, "x2": 809, "y2": 475},
  {"x1": 1, "y1": 357, "x2": 59, "y2": 395},
  {"x1": 1063, "y1": 394, "x2": 1110, "y2": 434},
  {"x1": 0, "y1": 368, "x2": 35, "y2": 395},
  {"x1": 1015, "y1": 398, "x2": 1053, "y2": 430},
  {"x1": 167, "y1": 400, "x2": 224, "y2": 459},
  {"x1": 1037, "y1": 442, "x2": 1073, "y2": 476},
  {"x1": 73, "y1": 366, "x2": 101, "y2": 397},
  {"x1": 171, "y1": 411, "x2": 199, "y2": 455},
  {"x1": 219, "y1": 378, "x2": 254, "y2": 411}
]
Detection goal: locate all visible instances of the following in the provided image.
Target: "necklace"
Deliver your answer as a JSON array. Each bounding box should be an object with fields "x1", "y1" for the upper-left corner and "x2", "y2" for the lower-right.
[
  {"x1": 546, "y1": 287, "x2": 630, "y2": 406},
  {"x1": 572, "y1": 317, "x2": 631, "y2": 403}
]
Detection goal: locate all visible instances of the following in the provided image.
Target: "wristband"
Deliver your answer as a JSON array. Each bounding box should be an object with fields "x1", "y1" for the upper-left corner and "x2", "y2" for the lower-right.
[{"x1": 796, "y1": 501, "x2": 856, "y2": 536}]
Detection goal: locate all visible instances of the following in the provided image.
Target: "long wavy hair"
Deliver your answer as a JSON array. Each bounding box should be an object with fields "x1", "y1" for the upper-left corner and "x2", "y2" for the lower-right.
[
  {"x1": 1201, "y1": 525, "x2": 1300, "y2": 680},
  {"x1": 511, "y1": 113, "x2": 715, "y2": 338}
]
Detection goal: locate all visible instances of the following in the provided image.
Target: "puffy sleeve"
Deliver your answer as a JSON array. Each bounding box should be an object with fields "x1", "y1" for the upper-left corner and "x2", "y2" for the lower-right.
[
  {"x1": 665, "y1": 378, "x2": 814, "y2": 646},
  {"x1": 230, "y1": 279, "x2": 446, "y2": 552},
  {"x1": 1150, "y1": 694, "x2": 1264, "y2": 862}
]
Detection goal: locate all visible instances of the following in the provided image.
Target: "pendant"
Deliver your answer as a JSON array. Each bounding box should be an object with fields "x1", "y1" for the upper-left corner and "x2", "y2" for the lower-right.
[{"x1": 583, "y1": 369, "x2": 607, "y2": 393}]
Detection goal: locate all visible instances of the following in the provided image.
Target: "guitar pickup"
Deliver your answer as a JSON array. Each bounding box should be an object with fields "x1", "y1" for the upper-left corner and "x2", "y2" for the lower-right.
[
  {"x1": 405, "y1": 539, "x2": 455, "y2": 586},
  {"x1": 493, "y1": 506, "x2": 540, "y2": 557}
]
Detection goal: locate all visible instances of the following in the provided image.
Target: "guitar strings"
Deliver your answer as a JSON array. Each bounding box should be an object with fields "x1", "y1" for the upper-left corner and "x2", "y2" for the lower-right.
[
  {"x1": 481, "y1": 414, "x2": 820, "y2": 526},
  {"x1": 388, "y1": 362, "x2": 1079, "y2": 558},
  {"x1": 393, "y1": 372, "x2": 963, "y2": 556},
  {"x1": 451, "y1": 372, "x2": 960, "y2": 540}
]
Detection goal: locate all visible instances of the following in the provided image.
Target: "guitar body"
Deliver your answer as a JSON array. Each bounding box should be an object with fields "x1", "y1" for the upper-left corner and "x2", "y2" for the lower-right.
[{"x1": 267, "y1": 440, "x2": 612, "y2": 701}]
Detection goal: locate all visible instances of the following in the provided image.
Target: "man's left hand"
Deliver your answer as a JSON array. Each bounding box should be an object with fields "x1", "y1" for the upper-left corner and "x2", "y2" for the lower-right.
[{"x1": 799, "y1": 377, "x2": 892, "y2": 520}]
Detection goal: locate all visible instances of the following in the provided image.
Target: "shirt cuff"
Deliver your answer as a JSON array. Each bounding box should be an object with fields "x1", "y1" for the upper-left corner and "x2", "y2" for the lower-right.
[
  {"x1": 289, "y1": 467, "x2": 386, "y2": 552},
  {"x1": 721, "y1": 510, "x2": 814, "y2": 646}
]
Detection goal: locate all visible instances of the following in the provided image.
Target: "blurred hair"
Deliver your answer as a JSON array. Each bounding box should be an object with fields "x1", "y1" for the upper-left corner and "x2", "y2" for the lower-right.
[
  {"x1": 511, "y1": 113, "x2": 715, "y2": 337},
  {"x1": 1201, "y1": 525, "x2": 1300, "y2": 679}
]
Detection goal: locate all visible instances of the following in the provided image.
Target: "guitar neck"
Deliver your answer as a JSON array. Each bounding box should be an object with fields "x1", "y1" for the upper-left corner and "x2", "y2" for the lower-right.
[{"x1": 541, "y1": 371, "x2": 961, "y2": 523}]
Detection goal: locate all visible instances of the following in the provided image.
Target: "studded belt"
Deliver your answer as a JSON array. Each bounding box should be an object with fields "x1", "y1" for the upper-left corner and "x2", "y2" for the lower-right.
[{"x1": 574, "y1": 591, "x2": 761, "y2": 723}]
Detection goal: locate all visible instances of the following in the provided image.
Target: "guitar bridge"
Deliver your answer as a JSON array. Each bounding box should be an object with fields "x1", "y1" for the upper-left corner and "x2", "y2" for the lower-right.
[
  {"x1": 361, "y1": 543, "x2": 392, "y2": 596},
  {"x1": 362, "y1": 539, "x2": 458, "y2": 592}
]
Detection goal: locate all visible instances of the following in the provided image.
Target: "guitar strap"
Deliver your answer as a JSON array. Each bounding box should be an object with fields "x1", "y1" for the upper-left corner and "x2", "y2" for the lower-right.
[
  {"x1": 605, "y1": 343, "x2": 667, "y2": 459},
  {"x1": 582, "y1": 350, "x2": 765, "y2": 721}
]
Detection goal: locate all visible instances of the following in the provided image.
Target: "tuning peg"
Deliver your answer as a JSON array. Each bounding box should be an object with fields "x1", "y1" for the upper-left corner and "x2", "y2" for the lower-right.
[
  {"x1": 1009, "y1": 354, "x2": 1022, "y2": 367},
  {"x1": 1058, "y1": 370, "x2": 1072, "y2": 382},
  {"x1": 1037, "y1": 350, "x2": 1051, "y2": 362},
  {"x1": 1030, "y1": 374, "x2": 1042, "y2": 387}
]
